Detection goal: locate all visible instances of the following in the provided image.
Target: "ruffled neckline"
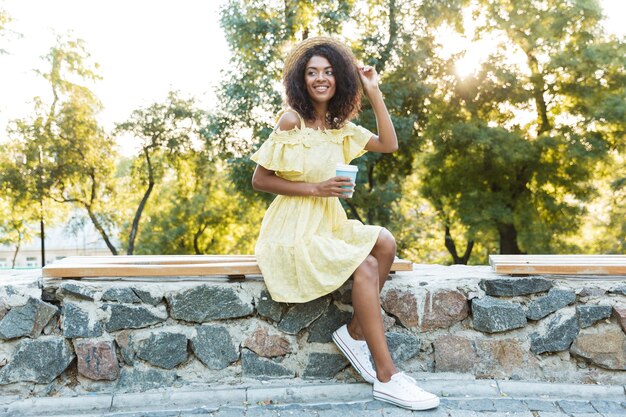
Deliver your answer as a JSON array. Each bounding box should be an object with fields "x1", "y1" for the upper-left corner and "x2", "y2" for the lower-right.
[{"x1": 273, "y1": 122, "x2": 356, "y2": 143}]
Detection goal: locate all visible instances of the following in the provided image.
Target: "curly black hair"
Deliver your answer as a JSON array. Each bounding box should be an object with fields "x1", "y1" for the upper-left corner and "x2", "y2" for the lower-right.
[{"x1": 283, "y1": 37, "x2": 362, "y2": 129}]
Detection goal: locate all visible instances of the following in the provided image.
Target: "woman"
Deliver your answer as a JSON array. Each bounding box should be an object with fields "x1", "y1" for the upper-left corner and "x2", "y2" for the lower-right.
[{"x1": 250, "y1": 36, "x2": 439, "y2": 411}]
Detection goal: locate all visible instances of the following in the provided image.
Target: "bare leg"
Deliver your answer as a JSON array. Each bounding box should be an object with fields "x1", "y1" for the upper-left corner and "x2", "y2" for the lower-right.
[
  {"x1": 350, "y1": 254, "x2": 397, "y2": 382},
  {"x1": 349, "y1": 228, "x2": 397, "y2": 340}
]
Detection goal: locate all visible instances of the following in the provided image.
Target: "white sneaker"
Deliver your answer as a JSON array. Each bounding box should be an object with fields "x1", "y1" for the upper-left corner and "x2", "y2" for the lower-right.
[
  {"x1": 373, "y1": 372, "x2": 440, "y2": 410},
  {"x1": 332, "y1": 324, "x2": 377, "y2": 383}
]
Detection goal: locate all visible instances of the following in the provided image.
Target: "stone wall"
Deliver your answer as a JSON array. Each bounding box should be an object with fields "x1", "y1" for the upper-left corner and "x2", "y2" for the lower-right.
[{"x1": 0, "y1": 265, "x2": 625, "y2": 398}]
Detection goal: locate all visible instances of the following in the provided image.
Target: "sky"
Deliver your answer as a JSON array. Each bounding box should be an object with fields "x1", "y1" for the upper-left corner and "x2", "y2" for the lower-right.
[
  {"x1": 0, "y1": 0, "x2": 624, "y2": 156},
  {"x1": 0, "y1": 0, "x2": 231, "y2": 154}
]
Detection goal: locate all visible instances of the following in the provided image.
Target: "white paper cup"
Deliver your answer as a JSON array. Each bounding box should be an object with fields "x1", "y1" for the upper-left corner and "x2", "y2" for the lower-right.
[{"x1": 335, "y1": 163, "x2": 358, "y2": 198}]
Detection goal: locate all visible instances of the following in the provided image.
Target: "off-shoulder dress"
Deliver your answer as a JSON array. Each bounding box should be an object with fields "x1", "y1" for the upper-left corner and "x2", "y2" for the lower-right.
[{"x1": 250, "y1": 110, "x2": 382, "y2": 303}]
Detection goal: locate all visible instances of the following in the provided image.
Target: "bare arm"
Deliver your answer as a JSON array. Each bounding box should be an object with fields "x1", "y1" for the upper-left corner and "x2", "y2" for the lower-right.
[
  {"x1": 359, "y1": 66, "x2": 398, "y2": 153},
  {"x1": 251, "y1": 112, "x2": 354, "y2": 198}
]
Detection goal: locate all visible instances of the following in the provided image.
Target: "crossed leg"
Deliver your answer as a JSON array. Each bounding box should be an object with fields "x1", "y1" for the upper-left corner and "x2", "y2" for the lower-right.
[{"x1": 348, "y1": 228, "x2": 397, "y2": 382}]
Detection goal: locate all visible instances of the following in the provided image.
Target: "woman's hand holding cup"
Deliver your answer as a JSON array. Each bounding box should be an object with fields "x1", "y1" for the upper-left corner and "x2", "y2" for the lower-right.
[{"x1": 314, "y1": 176, "x2": 355, "y2": 198}]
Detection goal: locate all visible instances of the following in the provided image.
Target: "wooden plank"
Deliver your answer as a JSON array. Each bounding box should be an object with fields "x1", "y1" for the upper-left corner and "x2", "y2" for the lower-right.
[
  {"x1": 42, "y1": 255, "x2": 413, "y2": 278},
  {"x1": 489, "y1": 255, "x2": 626, "y2": 275},
  {"x1": 53, "y1": 255, "x2": 256, "y2": 265},
  {"x1": 43, "y1": 262, "x2": 262, "y2": 278}
]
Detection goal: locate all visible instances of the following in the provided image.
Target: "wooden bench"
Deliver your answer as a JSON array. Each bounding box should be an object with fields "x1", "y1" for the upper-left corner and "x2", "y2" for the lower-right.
[
  {"x1": 489, "y1": 255, "x2": 626, "y2": 275},
  {"x1": 42, "y1": 255, "x2": 413, "y2": 280}
]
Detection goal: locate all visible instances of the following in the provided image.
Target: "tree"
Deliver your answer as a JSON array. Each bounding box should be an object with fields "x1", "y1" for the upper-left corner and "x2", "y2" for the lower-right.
[
  {"x1": 3, "y1": 37, "x2": 120, "y2": 259},
  {"x1": 115, "y1": 91, "x2": 205, "y2": 254},
  {"x1": 420, "y1": 0, "x2": 625, "y2": 260},
  {"x1": 0, "y1": 147, "x2": 40, "y2": 267},
  {"x1": 136, "y1": 156, "x2": 265, "y2": 256}
]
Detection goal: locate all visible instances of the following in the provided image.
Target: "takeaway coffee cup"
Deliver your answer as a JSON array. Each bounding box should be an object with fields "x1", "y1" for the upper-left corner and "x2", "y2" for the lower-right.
[{"x1": 335, "y1": 163, "x2": 358, "y2": 198}]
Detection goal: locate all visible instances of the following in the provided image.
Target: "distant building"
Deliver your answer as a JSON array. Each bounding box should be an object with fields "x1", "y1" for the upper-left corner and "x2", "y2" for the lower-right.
[{"x1": 0, "y1": 223, "x2": 116, "y2": 268}]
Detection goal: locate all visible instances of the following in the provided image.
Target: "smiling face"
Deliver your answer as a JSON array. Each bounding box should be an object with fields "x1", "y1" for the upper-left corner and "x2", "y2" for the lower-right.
[{"x1": 304, "y1": 55, "x2": 336, "y2": 105}]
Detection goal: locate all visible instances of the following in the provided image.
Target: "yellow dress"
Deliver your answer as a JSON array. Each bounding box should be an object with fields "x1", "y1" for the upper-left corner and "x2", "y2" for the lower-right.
[{"x1": 251, "y1": 110, "x2": 383, "y2": 303}]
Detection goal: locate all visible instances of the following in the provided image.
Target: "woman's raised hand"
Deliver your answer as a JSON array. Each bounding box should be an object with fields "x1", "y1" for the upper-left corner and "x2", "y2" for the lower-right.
[
  {"x1": 358, "y1": 65, "x2": 380, "y2": 94},
  {"x1": 314, "y1": 176, "x2": 355, "y2": 198}
]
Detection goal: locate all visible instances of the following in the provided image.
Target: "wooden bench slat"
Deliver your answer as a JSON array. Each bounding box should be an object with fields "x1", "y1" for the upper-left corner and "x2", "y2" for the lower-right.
[
  {"x1": 42, "y1": 255, "x2": 413, "y2": 278},
  {"x1": 490, "y1": 255, "x2": 626, "y2": 275},
  {"x1": 53, "y1": 255, "x2": 256, "y2": 265}
]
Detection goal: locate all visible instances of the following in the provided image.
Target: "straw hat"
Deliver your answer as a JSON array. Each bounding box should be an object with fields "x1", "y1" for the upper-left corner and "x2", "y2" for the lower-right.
[{"x1": 282, "y1": 36, "x2": 357, "y2": 77}]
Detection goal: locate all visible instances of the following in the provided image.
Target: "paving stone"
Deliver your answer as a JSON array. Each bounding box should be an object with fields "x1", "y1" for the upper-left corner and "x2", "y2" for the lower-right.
[
  {"x1": 0, "y1": 337, "x2": 74, "y2": 384},
  {"x1": 0, "y1": 297, "x2": 58, "y2": 339},
  {"x1": 433, "y1": 334, "x2": 478, "y2": 373},
  {"x1": 447, "y1": 411, "x2": 481, "y2": 417},
  {"x1": 103, "y1": 303, "x2": 167, "y2": 331},
  {"x1": 590, "y1": 400, "x2": 625, "y2": 413},
  {"x1": 62, "y1": 302, "x2": 103, "y2": 338},
  {"x1": 421, "y1": 289, "x2": 469, "y2": 330},
  {"x1": 57, "y1": 282, "x2": 96, "y2": 301},
  {"x1": 243, "y1": 326, "x2": 292, "y2": 358},
  {"x1": 116, "y1": 367, "x2": 177, "y2": 392},
  {"x1": 492, "y1": 398, "x2": 527, "y2": 412},
  {"x1": 102, "y1": 287, "x2": 142, "y2": 303},
  {"x1": 480, "y1": 277, "x2": 552, "y2": 296},
  {"x1": 136, "y1": 331, "x2": 188, "y2": 369},
  {"x1": 440, "y1": 398, "x2": 461, "y2": 409},
  {"x1": 191, "y1": 324, "x2": 239, "y2": 370},
  {"x1": 472, "y1": 296, "x2": 527, "y2": 333},
  {"x1": 526, "y1": 288, "x2": 576, "y2": 321},
  {"x1": 241, "y1": 349, "x2": 294, "y2": 378},
  {"x1": 535, "y1": 413, "x2": 570, "y2": 417},
  {"x1": 73, "y1": 339, "x2": 119, "y2": 381},
  {"x1": 255, "y1": 290, "x2": 285, "y2": 322},
  {"x1": 531, "y1": 311, "x2": 580, "y2": 354},
  {"x1": 213, "y1": 407, "x2": 248, "y2": 417},
  {"x1": 577, "y1": 305, "x2": 612, "y2": 328},
  {"x1": 557, "y1": 400, "x2": 596, "y2": 413},
  {"x1": 248, "y1": 406, "x2": 320, "y2": 416},
  {"x1": 308, "y1": 303, "x2": 351, "y2": 343},
  {"x1": 456, "y1": 399, "x2": 496, "y2": 411},
  {"x1": 570, "y1": 323, "x2": 626, "y2": 370},
  {"x1": 382, "y1": 289, "x2": 418, "y2": 328},
  {"x1": 168, "y1": 285, "x2": 254, "y2": 322},
  {"x1": 568, "y1": 413, "x2": 605, "y2": 417},
  {"x1": 386, "y1": 331, "x2": 420, "y2": 363},
  {"x1": 277, "y1": 296, "x2": 330, "y2": 335},
  {"x1": 383, "y1": 406, "x2": 448, "y2": 416},
  {"x1": 302, "y1": 352, "x2": 349, "y2": 378},
  {"x1": 523, "y1": 399, "x2": 559, "y2": 412},
  {"x1": 132, "y1": 288, "x2": 163, "y2": 306}
]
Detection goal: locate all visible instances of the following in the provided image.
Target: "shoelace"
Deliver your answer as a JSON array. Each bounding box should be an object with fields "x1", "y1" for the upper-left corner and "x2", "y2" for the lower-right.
[
  {"x1": 358, "y1": 343, "x2": 374, "y2": 369},
  {"x1": 393, "y1": 372, "x2": 428, "y2": 393}
]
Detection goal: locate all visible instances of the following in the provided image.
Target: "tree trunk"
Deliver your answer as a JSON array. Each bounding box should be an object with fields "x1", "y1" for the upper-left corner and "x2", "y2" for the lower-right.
[
  {"x1": 85, "y1": 205, "x2": 118, "y2": 255},
  {"x1": 444, "y1": 226, "x2": 474, "y2": 264},
  {"x1": 526, "y1": 52, "x2": 551, "y2": 135},
  {"x1": 345, "y1": 200, "x2": 365, "y2": 224},
  {"x1": 376, "y1": 0, "x2": 398, "y2": 74},
  {"x1": 193, "y1": 224, "x2": 208, "y2": 255},
  {"x1": 127, "y1": 148, "x2": 155, "y2": 255},
  {"x1": 11, "y1": 234, "x2": 21, "y2": 269},
  {"x1": 497, "y1": 222, "x2": 523, "y2": 254}
]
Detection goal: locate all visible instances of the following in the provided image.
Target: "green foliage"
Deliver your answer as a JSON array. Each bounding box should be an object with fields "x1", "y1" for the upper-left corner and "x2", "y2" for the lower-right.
[
  {"x1": 136, "y1": 159, "x2": 264, "y2": 255},
  {"x1": 419, "y1": 0, "x2": 624, "y2": 260},
  {"x1": 115, "y1": 91, "x2": 206, "y2": 254}
]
